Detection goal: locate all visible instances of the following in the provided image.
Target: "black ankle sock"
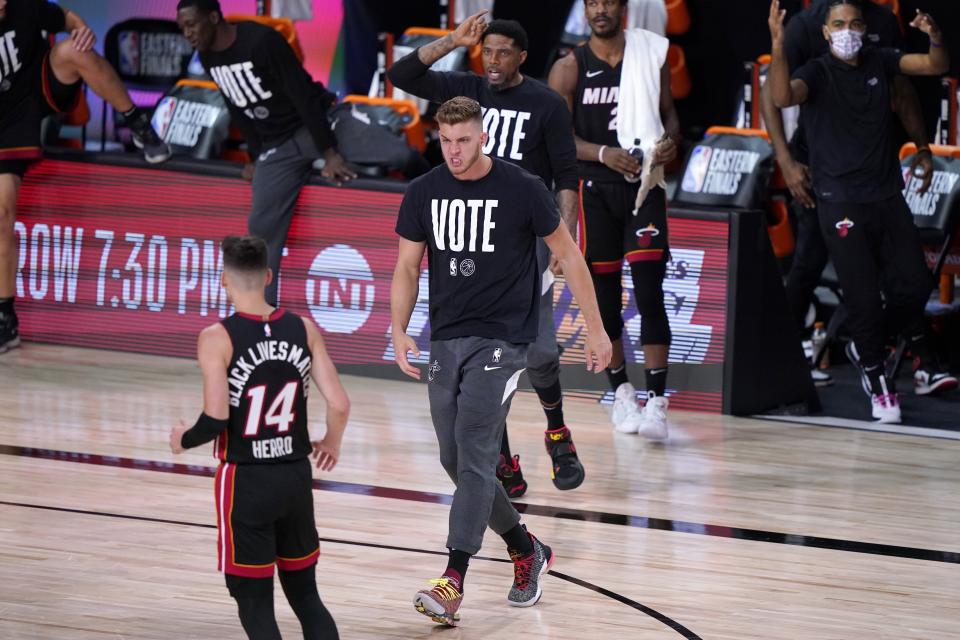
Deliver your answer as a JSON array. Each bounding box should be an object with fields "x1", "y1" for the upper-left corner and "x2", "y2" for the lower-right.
[
  {"x1": 864, "y1": 365, "x2": 892, "y2": 395},
  {"x1": 0, "y1": 297, "x2": 12, "y2": 313},
  {"x1": 606, "y1": 363, "x2": 629, "y2": 391},
  {"x1": 500, "y1": 426, "x2": 512, "y2": 460},
  {"x1": 645, "y1": 367, "x2": 668, "y2": 397},
  {"x1": 121, "y1": 105, "x2": 140, "y2": 119},
  {"x1": 501, "y1": 524, "x2": 533, "y2": 555},
  {"x1": 445, "y1": 549, "x2": 470, "y2": 586},
  {"x1": 533, "y1": 380, "x2": 565, "y2": 429}
]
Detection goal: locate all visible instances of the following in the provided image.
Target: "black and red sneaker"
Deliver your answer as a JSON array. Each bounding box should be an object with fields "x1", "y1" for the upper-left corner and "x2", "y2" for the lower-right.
[
  {"x1": 496, "y1": 453, "x2": 528, "y2": 499},
  {"x1": 544, "y1": 426, "x2": 585, "y2": 491}
]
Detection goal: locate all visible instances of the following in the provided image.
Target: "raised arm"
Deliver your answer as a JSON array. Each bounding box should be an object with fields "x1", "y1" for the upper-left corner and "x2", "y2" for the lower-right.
[
  {"x1": 391, "y1": 237, "x2": 427, "y2": 380},
  {"x1": 768, "y1": 0, "x2": 808, "y2": 108},
  {"x1": 898, "y1": 10, "x2": 949, "y2": 76},
  {"x1": 302, "y1": 318, "x2": 350, "y2": 471},
  {"x1": 542, "y1": 224, "x2": 612, "y2": 373},
  {"x1": 387, "y1": 9, "x2": 487, "y2": 99}
]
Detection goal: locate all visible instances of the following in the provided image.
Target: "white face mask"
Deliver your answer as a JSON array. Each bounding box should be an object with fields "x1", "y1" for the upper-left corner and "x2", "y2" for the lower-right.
[{"x1": 829, "y1": 28, "x2": 863, "y2": 60}]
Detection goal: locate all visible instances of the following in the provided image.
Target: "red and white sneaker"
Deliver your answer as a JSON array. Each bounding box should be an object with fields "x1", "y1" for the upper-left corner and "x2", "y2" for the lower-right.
[
  {"x1": 913, "y1": 367, "x2": 958, "y2": 396},
  {"x1": 413, "y1": 575, "x2": 463, "y2": 626}
]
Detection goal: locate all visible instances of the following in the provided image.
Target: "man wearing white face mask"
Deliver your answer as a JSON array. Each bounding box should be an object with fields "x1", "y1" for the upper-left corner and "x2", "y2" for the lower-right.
[{"x1": 767, "y1": 0, "x2": 952, "y2": 424}]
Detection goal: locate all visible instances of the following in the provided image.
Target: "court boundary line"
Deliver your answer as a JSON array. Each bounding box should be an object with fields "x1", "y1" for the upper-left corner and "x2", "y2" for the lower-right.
[
  {"x1": 0, "y1": 499, "x2": 703, "y2": 640},
  {"x1": 752, "y1": 414, "x2": 960, "y2": 440},
  {"x1": 2, "y1": 444, "x2": 958, "y2": 565}
]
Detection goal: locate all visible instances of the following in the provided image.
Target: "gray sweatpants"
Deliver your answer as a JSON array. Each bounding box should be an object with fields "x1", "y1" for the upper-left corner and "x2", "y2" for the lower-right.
[
  {"x1": 428, "y1": 337, "x2": 527, "y2": 555},
  {"x1": 249, "y1": 127, "x2": 320, "y2": 305}
]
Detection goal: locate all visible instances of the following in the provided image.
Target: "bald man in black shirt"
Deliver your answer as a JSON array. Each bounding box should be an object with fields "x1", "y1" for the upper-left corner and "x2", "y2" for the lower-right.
[{"x1": 176, "y1": 0, "x2": 356, "y2": 306}]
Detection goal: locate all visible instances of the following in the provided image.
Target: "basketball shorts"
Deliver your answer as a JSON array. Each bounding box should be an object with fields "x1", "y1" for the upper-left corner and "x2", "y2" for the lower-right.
[
  {"x1": 578, "y1": 180, "x2": 669, "y2": 273},
  {"x1": 0, "y1": 52, "x2": 83, "y2": 178},
  {"x1": 214, "y1": 458, "x2": 320, "y2": 578}
]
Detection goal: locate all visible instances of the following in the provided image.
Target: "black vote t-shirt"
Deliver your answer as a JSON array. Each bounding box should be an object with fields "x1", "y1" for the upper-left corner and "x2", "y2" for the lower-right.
[
  {"x1": 388, "y1": 52, "x2": 578, "y2": 192},
  {"x1": 199, "y1": 21, "x2": 334, "y2": 159},
  {"x1": 395, "y1": 158, "x2": 561, "y2": 343},
  {"x1": 792, "y1": 47, "x2": 904, "y2": 203},
  {"x1": 0, "y1": 0, "x2": 65, "y2": 114}
]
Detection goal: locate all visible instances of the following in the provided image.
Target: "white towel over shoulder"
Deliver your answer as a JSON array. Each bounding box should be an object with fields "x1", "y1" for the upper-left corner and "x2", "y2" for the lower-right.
[{"x1": 618, "y1": 28, "x2": 669, "y2": 210}]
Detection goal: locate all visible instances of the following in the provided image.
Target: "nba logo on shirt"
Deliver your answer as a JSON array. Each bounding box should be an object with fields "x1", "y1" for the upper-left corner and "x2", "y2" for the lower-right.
[
  {"x1": 493, "y1": 347, "x2": 502, "y2": 363},
  {"x1": 681, "y1": 146, "x2": 712, "y2": 194},
  {"x1": 449, "y1": 258, "x2": 458, "y2": 276},
  {"x1": 118, "y1": 31, "x2": 140, "y2": 75}
]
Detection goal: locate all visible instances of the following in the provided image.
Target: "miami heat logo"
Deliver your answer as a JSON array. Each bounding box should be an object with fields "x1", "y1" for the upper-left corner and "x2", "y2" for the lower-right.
[
  {"x1": 635, "y1": 224, "x2": 660, "y2": 248},
  {"x1": 835, "y1": 217, "x2": 855, "y2": 238}
]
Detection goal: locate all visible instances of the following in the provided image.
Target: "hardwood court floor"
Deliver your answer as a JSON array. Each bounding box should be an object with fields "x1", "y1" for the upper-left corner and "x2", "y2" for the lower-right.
[{"x1": 1, "y1": 344, "x2": 958, "y2": 639}]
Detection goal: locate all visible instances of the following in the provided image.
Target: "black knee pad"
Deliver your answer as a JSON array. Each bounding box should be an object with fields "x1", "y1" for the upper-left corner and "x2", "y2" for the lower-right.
[
  {"x1": 629, "y1": 260, "x2": 671, "y2": 346},
  {"x1": 591, "y1": 270, "x2": 625, "y2": 341},
  {"x1": 279, "y1": 565, "x2": 317, "y2": 601},
  {"x1": 226, "y1": 574, "x2": 274, "y2": 600}
]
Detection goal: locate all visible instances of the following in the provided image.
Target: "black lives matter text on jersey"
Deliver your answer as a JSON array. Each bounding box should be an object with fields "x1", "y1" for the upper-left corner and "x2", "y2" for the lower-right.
[
  {"x1": 430, "y1": 199, "x2": 498, "y2": 253},
  {"x1": 227, "y1": 338, "x2": 312, "y2": 409}
]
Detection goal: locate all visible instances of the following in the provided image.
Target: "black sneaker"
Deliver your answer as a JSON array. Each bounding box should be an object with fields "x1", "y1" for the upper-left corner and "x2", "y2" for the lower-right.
[
  {"x1": 544, "y1": 426, "x2": 585, "y2": 491},
  {"x1": 0, "y1": 308, "x2": 20, "y2": 354},
  {"x1": 496, "y1": 454, "x2": 528, "y2": 499},
  {"x1": 128, "y1": 111, "x2": 172, "y2": 164},
  {"x1": 913, "y1": 361, "x2": 958, "y2": 396}
]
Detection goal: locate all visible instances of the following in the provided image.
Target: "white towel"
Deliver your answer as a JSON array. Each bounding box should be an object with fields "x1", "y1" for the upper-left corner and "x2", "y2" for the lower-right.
[{"x1": 617, "y1": 28, "x2": 669, "y2": 212}]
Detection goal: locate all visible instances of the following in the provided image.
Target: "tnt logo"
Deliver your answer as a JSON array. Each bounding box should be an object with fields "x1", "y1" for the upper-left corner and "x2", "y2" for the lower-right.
[
  {"x1": 118, "y1": 31, "x2": 140, "y2": 75},
  {"x1": 635, "y1": 224, "x2": 660, "y2": 248},
  {"x1": 305, "y1": 244, "x2": 375, "y2": 334},
  {"x1": 681, "y1": 145, "x2": 711, "y2": 193}
]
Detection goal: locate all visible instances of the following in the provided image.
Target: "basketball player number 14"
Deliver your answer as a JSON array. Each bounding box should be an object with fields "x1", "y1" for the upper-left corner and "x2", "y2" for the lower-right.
[{"x1": 243, "y1": 382, "x2": 298, "y2": 437}]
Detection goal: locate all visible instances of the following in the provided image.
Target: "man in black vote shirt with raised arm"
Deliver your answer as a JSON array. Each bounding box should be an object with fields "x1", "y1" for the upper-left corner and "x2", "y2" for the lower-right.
[
  {"x1": 767, "y1": 0, "x2": 952, "y2": 424},
  {"x1": 391, "y1": 97, "x2": 611, "y2": 627},
  {"x1": 0, "y1": 0, "x2": 170, "y2": 355},
  {"x1": 388, "y1": 12, "x2": 587, "y2": 497},
  {"x1": 175, "y1": 0, "x2": 356, "y2": 306}
]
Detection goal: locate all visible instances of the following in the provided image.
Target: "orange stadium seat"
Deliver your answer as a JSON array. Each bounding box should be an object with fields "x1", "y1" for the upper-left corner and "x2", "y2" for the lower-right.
[
  {"x1": 343, "y1": 95, "x2": 426, "y2": 153},
  {"x1": 668, "y1": 44, "x2": 691, "y2": 100},
  {"x1": 705, "y1": 126, "x2": 794, "y2": 257},
  {"x1": 226, "y1": 14, "x2": 304, "y2": 62},
  {"x1": 665, "y1": 0, "x2": 691, "y2": 35}
]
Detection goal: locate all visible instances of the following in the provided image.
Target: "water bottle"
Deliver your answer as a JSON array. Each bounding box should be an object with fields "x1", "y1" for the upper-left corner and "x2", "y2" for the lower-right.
[
  {"x1": 811, "y1": 321, "x2": 829, "y2": 369},
  {"x1": 625, "y1": 137, "x2": 643, "y2": 183}
]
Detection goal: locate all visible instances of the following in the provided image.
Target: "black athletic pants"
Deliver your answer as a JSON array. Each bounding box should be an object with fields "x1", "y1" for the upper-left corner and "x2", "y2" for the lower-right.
[{"x1": 817, "y1": 194, "x2": 933, "y2": 370}]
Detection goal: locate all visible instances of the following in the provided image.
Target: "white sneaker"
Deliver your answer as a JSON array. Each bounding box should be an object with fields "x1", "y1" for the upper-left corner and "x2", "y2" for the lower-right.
[
  {"x1": 871, "y1": 392, "x2": 901, "y2": 423},
  {"x1": 638, "y1": 393, "x2": 669, "y2": 441},
  {"x1": 611, "y1": 383, "x2": 643, "y2": 433}
]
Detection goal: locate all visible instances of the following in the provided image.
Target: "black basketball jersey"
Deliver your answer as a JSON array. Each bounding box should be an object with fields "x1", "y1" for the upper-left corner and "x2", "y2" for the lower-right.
[
  {"x1": 573, "y1": 44, "x2": 623, "y2": 183},
  {"x1": 216, "y1": 309, "x2": 313, "y2": 464}
]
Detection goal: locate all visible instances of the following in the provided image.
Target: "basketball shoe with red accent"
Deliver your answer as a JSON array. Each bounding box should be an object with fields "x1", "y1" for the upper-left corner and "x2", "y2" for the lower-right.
[
  {"x1": 544, "y1": 426, "x2": 585, "y2": 490},
  {"x1": 413, "y1": 575, "x2": 463, "y2": 626},
  {"x1": 496, "y1": 453, "x2": 528, "y2": 499},
  {"x1": 0, "y1": 307, "x2": 19, "y2": 354},
  {"x1": 507, "y1": 528, "x2": 554, "y2": 607}
]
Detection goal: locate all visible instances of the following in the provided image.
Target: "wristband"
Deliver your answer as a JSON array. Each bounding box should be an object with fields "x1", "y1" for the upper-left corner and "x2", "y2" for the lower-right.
[
  {"x1": 181, "y1": 412, "x2": 229, "y2": 449},
  {"x1": 916, "y1": 146, "x2": 931, "y2": 154},
  {"x1": 930, "y1": 40, "x2": 942, "y2": 48},
  {"x1": 598, "y1": 145, "x2": 607, "y2": 164}
]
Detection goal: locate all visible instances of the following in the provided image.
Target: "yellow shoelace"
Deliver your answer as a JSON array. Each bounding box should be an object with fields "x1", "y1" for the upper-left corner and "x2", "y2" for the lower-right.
[{"x1": 427, "y1": 578, "x2": 461, "y2": 601}]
